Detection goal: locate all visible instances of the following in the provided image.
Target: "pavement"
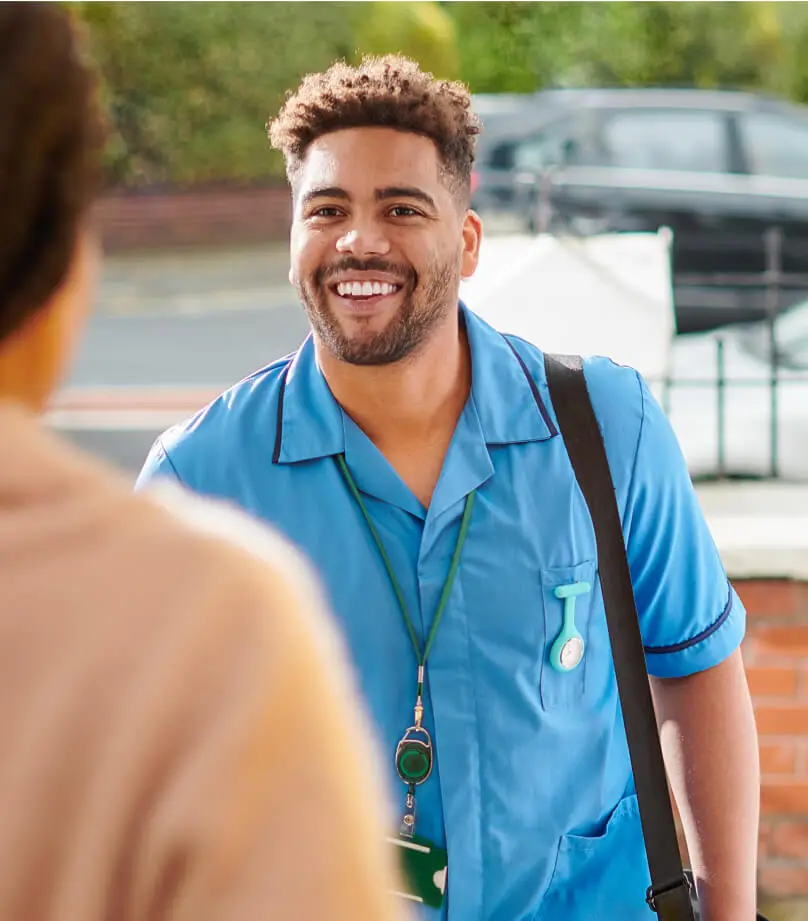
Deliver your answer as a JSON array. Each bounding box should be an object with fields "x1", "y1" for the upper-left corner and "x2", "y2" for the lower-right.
[
  {"x1": 59, "y1": 244, "x2": 307, "y2": 472},
  {"x1": 96, "y1": 243, "x2": 294, "y2": 315}
]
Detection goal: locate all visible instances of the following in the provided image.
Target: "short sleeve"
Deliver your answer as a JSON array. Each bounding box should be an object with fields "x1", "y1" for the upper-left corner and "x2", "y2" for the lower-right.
[
  {"x1": 135, "y1": 437, "x2": 182, "y2": 492},
  {"x1": 623, "y1": 374, "x2": 745, "y2": 678}
]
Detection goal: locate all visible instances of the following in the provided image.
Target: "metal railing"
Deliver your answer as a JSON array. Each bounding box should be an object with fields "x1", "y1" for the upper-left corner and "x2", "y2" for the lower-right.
[
  {"x1": 657, "y1": 228, "x2": 808, "y2": 480},
  {"x1": 531, "y1": 174, "x2": 808, "y2": 479}
]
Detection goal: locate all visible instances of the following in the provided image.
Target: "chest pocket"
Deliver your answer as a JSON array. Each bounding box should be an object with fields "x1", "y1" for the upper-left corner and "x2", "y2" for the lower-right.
[{"x1": 540, "y1": 560, "x2": 598, "y2": 711}]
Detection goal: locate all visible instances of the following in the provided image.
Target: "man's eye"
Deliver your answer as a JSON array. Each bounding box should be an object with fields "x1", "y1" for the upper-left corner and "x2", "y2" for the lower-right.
[
  {"x1": 389, "y1": 206, "x2": 420, "y2": 217},
  {"x1": 309, "y1": 207, "x2": 342, "y2": 218}
]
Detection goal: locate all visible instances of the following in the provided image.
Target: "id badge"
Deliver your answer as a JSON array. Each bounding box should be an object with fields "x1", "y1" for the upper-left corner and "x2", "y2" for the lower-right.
[{"x1": 386, "y1": 834, "x2": 448, "y2": 909}]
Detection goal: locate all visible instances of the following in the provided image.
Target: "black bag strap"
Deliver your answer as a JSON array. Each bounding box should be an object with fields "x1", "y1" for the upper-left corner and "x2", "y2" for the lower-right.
[{"x1": 542, "y1": 352, "x2": 695, "y2": 920}]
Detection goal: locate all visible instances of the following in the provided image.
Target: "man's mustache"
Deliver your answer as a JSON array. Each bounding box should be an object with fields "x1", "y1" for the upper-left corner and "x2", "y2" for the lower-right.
[{"x1": 314, "y1": 258, "x2": 416, "y2": 287}]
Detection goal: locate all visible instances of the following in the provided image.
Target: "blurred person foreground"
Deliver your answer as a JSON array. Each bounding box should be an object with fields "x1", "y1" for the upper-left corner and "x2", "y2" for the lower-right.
[{"x1": 0, "y1": 5, "x2": 406, "y2": 921}]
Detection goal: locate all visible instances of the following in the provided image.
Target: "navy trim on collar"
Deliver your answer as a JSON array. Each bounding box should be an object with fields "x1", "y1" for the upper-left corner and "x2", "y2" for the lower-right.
[{"x1": 272, "y1": 304, "x2": 558, "y2": 465}]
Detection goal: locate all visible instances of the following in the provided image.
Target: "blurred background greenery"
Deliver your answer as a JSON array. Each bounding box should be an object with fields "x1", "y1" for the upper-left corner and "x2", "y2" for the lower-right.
[{"x1": 66, "y1": 1, "x2": 808, "y2": 189}]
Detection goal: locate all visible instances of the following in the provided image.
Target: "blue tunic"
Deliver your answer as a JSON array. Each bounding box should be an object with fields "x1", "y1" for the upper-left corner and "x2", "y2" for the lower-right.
[{"x1": 137, "y1": 304, "x2": 744, "y2": 921}]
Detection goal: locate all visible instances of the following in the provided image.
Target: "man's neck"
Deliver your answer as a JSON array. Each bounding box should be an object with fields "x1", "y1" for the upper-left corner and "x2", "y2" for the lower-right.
[{"x1": 317, "y1": 314, "x2": 471, "y2": 450}]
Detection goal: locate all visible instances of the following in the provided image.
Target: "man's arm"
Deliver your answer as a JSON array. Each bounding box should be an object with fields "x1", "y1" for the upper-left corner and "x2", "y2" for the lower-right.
[
  {"x1": 590, "y1": 366, "x2": 759, "y2": 919},
  {"x1": 652, "y1": 650, "x2": 760, "y2": 921}
]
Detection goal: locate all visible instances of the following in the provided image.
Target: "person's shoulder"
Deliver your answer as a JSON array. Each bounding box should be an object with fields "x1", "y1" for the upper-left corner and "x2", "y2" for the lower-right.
[
  {"x1": 579, "y1": 356, "x2": 646, "y2": 475},
  {"x1": 581, "y1": 354, "x2": 645, "y2": 416},
  {"x1": 140, "y1": 480, "x2": 335, "y2": 647},
  {"x1": 146, "y1": 479, "x2": 315, "y2": 594},
  {"x1": 502, "y1": 334, "x2": 645, "y2": 424},
  {"x1": 156, "y1": 353, "x2": 295, "y2": 475},
  {"x1": 505, "y1": 336, "x2": 646, "y2": 487}
]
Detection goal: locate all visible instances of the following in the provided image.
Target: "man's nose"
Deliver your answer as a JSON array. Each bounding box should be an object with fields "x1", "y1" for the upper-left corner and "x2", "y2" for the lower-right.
[{"x1": 336, "y1": 220, "x2": 391, "y2": 257}]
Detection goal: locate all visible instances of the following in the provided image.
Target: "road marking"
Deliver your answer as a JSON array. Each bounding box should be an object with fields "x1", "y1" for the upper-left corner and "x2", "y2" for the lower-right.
[{"x1": 47, "y1": 387, "x2": 220, "y2": 430}]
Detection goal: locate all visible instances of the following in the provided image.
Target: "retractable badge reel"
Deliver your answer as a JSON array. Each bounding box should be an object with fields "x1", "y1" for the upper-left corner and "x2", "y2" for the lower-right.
[
  {"x1": 387, "y1": 669, "x2": 448, "y2": 910},
  {"x1": 395, "y1": 669, "x2": 433, "y2": 838},
  {"x1": 334, "y1": 456, "x2": 473, "y2": 912}
]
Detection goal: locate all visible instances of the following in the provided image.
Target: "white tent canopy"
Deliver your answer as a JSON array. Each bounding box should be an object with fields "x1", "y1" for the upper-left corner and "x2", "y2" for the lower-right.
[{"x1": 460, "y1": 231, "x2": 676, "y2": 382}]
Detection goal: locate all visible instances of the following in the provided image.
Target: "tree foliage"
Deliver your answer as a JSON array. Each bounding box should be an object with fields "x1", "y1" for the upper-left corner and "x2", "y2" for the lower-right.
[
  {"x1": 352, "y1": 1, "x2": 459, "y2": 79},
  {"x1": 450, "y1": 1, "x2": 793, "y2": 95},
  {"x1": 68, "y1": 1, "x2": 808, "y2": 190}
]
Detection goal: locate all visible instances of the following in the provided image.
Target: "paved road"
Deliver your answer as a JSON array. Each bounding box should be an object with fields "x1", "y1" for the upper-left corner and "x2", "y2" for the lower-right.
[
  {"x1": 61, "y1": 298, "x2": 309, "y2": 475},
  {"x1": 67, "y1": 301, "x2": 308, "y2": 388}
]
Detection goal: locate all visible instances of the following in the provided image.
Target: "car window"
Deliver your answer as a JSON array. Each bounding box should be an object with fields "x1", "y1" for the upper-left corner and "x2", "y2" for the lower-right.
[
  {"x1": 511, "y1": 122, "x2": 582, "y2": 173},
  {"x1": 599, "y1": 109, "x2": 728, "y2": 173},
  {"x1": 739, "y1": 112, "x2": 808, "y2": 179},
  {"x1": 488, "y1": 142, "x2": 516, "y2": 170}
]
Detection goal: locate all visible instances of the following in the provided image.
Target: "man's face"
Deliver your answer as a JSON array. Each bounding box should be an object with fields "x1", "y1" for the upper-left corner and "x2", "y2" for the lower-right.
[{"x1": 290, "y1": 127, "x2": 481, "y2": 366}]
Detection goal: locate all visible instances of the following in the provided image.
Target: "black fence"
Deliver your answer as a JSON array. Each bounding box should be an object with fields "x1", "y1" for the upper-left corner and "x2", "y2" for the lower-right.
[{"x1": 657, "y1": 227, "x2": 808, "y2": 480}]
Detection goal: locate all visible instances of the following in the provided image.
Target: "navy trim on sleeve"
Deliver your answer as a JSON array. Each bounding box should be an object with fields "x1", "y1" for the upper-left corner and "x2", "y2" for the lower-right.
[{"x1": 644, "y1": 582, "x2": 734, "y2": 655}]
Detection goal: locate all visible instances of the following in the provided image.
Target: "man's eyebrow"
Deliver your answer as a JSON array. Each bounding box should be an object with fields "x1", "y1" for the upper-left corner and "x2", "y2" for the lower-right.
[
  {"x1": 375, "y1": 186, "x2": 437, "y2": 210},
  {"x1": 300, "y1": 186, "x2": 350, "y2": 207}
]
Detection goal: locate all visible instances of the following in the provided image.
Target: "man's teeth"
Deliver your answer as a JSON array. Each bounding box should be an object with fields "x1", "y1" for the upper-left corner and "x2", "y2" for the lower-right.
[{"x1": 336, "y1": 281, "x2": 398, "y2": 297}]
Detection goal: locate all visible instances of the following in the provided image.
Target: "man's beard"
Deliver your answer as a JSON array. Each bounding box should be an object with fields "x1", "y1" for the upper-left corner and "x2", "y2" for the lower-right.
[{"x1": 296, "y1": 255, "x2": 459, "y2": 366}]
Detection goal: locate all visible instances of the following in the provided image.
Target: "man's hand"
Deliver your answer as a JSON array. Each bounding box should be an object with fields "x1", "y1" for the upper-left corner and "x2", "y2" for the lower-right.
[{"x1": 651, "y1": 648, "x2": 760, "y2": 921}]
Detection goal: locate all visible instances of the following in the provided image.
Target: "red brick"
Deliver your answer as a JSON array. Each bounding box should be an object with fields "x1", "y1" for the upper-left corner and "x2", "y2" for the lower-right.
[
  {"x1": 756, "y1": 706, "x2": 808, "y2": 735},
  {"x1": 771, "y1": 821, "x2": 808, "y2": 859},
  {"x1": 759, "y1": 863, "x2": 808, "y2": 898},
  {"x1": 796, "y1": 742, "x2": 808, "y2": 777},
  {"x1": 747, "y1": 665, "x2": 800, "y2": 699},
  {"x1": 762, "y1": 781, "x2": 808, "y2": 814},
  {"x1": 760, "y1": 742, "x2": 798, "y2": 776},
  {"x1": 736, "y1": 580, "x2": 799, "y2": 619},
  {"x1": 755, "y1": 626, "x2": 808, "y2": 659},
  {"x1": 92, "y1": 186, "x2": 292, "y2": 252}
]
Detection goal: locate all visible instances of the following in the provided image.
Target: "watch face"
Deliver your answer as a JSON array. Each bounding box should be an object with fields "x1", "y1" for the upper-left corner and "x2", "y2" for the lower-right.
[{"x1": 560, "y1": 636, "x2": 584, "y2": 670}]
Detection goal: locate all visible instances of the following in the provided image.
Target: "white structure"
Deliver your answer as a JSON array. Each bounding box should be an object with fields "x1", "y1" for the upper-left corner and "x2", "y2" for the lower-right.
[{"x1": 461, "y1": 230, "x2": 676, "y2": 382}]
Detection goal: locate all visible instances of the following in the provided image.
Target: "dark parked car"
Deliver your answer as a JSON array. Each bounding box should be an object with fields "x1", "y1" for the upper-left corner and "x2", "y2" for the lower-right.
[{"x1": 472, "y1": 88, "x2": 808, "y2": 333}]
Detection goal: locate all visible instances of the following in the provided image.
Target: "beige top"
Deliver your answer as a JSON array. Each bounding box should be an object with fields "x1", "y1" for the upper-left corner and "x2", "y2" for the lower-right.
[{"x1": 0, "y1": 401, "x2": 407, "y2": 921}]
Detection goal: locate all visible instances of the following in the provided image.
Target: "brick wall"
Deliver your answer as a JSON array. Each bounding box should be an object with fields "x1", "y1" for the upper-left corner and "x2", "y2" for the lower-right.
[
  {"x1": 92, "y1": 185, "x2": 292, "y2": 252},
  {"x1": 737, "y1": 579, "x2": 808, "y2": 899}
]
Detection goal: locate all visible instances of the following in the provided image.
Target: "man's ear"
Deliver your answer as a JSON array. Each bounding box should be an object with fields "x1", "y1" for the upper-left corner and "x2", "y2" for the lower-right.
[{"x1": 460, "y1": 209, "x2": 483, "y2": 280}]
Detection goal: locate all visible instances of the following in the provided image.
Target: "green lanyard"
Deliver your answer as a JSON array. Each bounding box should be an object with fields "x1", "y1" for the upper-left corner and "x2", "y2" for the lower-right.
[{"x1": 335, "y1": 453, "x2": 475, "y2": 836}]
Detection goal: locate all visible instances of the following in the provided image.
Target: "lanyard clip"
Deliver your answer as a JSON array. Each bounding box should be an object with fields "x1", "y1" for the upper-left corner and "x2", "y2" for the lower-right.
[
  {"x1": 400, "y1": 785, "x2": 417, "y2": 838},
  {"x1": 414, "y1": 695, "x2": 424, "y2": 728},
  {"x1": 414, "y1": 664, "x2": 425, "y2": 727}
]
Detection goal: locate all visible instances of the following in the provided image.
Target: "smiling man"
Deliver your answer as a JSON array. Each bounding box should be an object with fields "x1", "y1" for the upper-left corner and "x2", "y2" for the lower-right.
[{"x1": 137, "y1": 57, "x2": 760, "y2": 921}]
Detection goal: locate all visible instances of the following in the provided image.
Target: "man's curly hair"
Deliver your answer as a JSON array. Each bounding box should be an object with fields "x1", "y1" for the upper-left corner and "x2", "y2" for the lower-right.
[{"x1": 268, "y1": 56, "x2": 481, "y2": 202}]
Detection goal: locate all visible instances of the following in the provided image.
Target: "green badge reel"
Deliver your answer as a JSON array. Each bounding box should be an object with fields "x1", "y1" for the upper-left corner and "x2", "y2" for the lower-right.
[
  {"x1": 388, "y1": 720, "x2": 448, "y2": 908},
  {"x1": 333, "y1": 456, "x2": 476, "y2": 914},
  {"x1": 396, "y1": 726, "x2": 433, "y2": 785}
]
